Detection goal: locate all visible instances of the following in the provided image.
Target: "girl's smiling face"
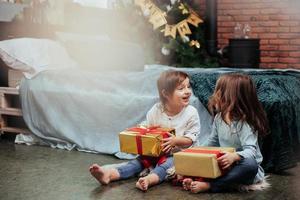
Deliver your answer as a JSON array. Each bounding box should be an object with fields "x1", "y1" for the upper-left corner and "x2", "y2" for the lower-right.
[{"x1": 167, "y1": 77, "x2": 192, "y2": 110}]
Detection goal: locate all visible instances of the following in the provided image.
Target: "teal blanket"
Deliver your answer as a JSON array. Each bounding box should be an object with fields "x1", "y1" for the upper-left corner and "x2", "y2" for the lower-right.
[{"x1": 189, "y1": 69, "x2": 300, "y2": 172}]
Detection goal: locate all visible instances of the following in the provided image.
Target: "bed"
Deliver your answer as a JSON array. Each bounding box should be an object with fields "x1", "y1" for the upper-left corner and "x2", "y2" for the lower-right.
[
  {"x1": 0, "y1": 19, "x2": 299, "y2": 173},
  {"x1": 0, "y1": 21, "x2": 212, "y2": 160}
]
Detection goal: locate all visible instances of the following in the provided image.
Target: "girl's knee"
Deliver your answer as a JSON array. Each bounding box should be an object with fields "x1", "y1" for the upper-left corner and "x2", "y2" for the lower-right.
[
  {"x1": 241, "y1": 157, "x2": 258, "y2": 174},
  {"x1": 242, "y1": 157, "x2": 258, "y2": 166}
]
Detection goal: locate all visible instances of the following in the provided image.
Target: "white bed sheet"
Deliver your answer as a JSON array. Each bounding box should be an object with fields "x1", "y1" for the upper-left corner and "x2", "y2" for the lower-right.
[{"x1": 16, "y1": 66, "x2": 212, "y2": 159}]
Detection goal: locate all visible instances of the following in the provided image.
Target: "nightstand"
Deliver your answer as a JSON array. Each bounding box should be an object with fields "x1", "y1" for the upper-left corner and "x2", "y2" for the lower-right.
[
  {"x1": 228, "y1": 38, "x2": 260, "y2": 68},
  {"x1": 0, "y1": 87, "x2": 30, "y2": 134}
]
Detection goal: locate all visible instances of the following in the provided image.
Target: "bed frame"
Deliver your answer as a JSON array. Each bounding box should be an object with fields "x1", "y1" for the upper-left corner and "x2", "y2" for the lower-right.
[{"x1": 0, "y1": 5, "x2": 62, "y2": 135}]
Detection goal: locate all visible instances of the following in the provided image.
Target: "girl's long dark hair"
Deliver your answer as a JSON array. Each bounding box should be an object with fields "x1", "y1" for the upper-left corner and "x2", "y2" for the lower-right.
[{"x1": 208, "y1": 73, "x2": 269, "y2": 136}]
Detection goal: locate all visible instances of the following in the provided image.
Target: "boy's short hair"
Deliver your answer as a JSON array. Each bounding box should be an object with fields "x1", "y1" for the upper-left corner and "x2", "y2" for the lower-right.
[{"x1": 157, "y1": 70, "x2": 189, "y2": 107}]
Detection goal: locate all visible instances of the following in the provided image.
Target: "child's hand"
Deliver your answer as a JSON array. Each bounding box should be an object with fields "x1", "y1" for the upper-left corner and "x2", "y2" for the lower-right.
[
  {"x1": 217, "y1": 152, "x2": 240, "y2": 170},
  {"x1": 161, "y1": 132, "x2": 177, "y2": 153}
]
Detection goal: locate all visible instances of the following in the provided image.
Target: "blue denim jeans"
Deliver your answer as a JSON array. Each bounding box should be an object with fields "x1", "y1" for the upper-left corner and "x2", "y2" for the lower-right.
[
  {"x1": 116, "y1": 156, "x2": 174, "y2": 182},
  {"x1": 209, "y1": 157, "x2": 258, "y2": 192}
]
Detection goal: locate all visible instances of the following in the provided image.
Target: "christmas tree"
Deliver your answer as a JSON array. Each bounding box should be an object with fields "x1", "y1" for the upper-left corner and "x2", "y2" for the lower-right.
[{"x1": 117, "y1": 0, "x2": 218, "y2": 67}]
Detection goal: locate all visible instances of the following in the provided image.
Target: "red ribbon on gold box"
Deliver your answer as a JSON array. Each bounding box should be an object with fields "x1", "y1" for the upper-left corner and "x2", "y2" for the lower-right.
[
  {"x1": 174, "y1": 147, "x2": 235, "y2": 178},
  {"x1": 119, "y1": 126, "x2": 175, "y2": 157}
]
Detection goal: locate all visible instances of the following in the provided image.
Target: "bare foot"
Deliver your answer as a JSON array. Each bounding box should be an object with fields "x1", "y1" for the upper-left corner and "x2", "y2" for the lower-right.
[
  {"x1": 136, "y1": 177, "x2": 150, "y2": 191},
  {"x1": 190, "y1": 181, "x2": 210, "y2": 193},
  {"x1": 182, "y1": 178, "x2": 193, "y2": 190},
  {"x1": 136, "y1": 174, "x2": 160, "y2": 191},
  {"x1": 89, "y1": 164, "x2": 110, "y2": 185}
]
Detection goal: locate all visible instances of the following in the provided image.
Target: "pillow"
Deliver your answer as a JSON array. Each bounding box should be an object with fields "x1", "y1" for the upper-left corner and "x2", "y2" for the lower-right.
[
  {"x1": 0, "y1": 38, "x2": 77, "y2": 79},
  {"x1": 0, "y1": 48, "x2": 33, "y2": 73}
]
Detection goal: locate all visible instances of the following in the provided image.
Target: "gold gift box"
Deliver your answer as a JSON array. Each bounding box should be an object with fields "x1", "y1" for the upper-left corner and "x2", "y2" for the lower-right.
[
  {"x1": 174, "y1": 146, "x2": 235, "y2": 178},
  {"x1": 119, "y1": 127, "x2": 175, "y2": 157}
]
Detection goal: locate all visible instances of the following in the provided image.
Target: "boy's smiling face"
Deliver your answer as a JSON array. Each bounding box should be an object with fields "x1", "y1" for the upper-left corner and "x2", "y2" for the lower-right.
[{"x1": 168, "y1": 77, "x2": 192, "y2": 109}]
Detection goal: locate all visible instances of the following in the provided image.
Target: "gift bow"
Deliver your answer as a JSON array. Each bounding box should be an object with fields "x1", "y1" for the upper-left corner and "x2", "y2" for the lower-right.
[
  {"x1": 181, "y1": 149, "x2": 225, "y2": 158},
  {"x1": 127, "y1": 126, "x2": 162, "y2": 136},
  {"x1": 127, "y1": 126, "x2": 170, "y2": 167}
]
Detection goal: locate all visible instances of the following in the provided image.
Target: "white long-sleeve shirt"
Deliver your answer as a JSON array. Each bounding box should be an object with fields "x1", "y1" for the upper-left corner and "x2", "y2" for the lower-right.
[{"x1": 145, "y1": 103, "x2": 201, "y2": 144}]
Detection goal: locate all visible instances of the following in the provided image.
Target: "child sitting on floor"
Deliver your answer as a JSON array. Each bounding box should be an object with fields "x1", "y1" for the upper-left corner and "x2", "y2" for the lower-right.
[
  {"x1": 89, "y1": 69, "x2": 201, "y2": 191},
  {"x1": 183, "y1": 73, "x2": 269, "y2": 193}
]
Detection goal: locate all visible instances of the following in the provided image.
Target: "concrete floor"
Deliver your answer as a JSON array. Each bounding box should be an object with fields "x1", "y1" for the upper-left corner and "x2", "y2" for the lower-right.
[{"x1": 0, "y1": 137, "x2": 299, "y2": 200}]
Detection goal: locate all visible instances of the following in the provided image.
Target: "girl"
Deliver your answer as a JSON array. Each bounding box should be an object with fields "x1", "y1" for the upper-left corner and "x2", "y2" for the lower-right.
[
  {"x1": 183, "y1": 73, "x2": 269, "y2": 193},
  {"x1": 89, "y1": 70, "x2": 200, "y2": 191}
]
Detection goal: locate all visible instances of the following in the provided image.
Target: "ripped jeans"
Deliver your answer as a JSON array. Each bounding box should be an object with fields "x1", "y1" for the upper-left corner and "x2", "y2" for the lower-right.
[{"x1": 116, "y1": 156, "x2": 174, "y2": 182}]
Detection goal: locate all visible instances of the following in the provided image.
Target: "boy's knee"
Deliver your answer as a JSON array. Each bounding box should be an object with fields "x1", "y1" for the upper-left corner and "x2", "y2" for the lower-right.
[{"x1": 159, "y1": 163, "x2": 171, "y2": 171}]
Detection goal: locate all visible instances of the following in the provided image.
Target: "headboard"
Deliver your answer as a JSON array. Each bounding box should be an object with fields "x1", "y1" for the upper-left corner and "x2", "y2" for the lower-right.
[{"x1": 0, "y1": 21, "x2": 58, "y2": 41}]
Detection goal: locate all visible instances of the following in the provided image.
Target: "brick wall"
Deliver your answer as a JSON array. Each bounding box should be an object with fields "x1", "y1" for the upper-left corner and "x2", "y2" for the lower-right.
[{"x1": 198, "y1": 0, "x2": 300, "y2": 69}]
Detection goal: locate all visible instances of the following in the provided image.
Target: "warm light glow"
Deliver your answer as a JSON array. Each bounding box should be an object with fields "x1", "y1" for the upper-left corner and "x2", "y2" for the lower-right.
[{"x1": 73, "y1": 0, "x2": 110, "y2": 9}]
